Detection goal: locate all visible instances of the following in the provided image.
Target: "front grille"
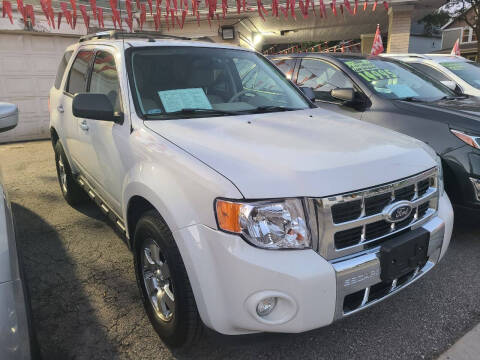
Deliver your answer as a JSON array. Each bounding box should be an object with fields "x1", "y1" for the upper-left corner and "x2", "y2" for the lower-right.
[{"x1": 312, "y1": 168, "x2": 439, "y2": 260}]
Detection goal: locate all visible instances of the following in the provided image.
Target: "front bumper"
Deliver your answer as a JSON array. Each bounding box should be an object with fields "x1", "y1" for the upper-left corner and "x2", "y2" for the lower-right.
[{"x1": 174, "y1": 193, "x2": 453, "y2": 335}]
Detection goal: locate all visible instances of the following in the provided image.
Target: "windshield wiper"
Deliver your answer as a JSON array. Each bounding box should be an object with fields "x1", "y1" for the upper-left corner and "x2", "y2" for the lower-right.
[
  {"x1": 396, "y1": 97, "x2": 425, "y2": 103},
  {"x1": 247, "y1": 106, "x2": 303, "y2": 114},
  {"x1": 144, "y1": 108, "x2": 239, "y2": 119}
]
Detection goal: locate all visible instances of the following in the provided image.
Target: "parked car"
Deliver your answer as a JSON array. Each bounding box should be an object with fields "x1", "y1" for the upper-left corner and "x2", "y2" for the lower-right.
[
  {"x1": 0, "y1": 103, "x2": 37, "y2": 359},
  {"x1": 381, "y1": 54, "x2": 480, "y2": 97},
  {"x1": 50, "y1": 31, "x2": 453, "y2": 348},
  {"x1": 270, "y1": 53, "x2": 480, "y2": 214}
]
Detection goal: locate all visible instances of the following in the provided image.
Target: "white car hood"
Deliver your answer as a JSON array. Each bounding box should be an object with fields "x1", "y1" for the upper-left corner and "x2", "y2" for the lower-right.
[{"x1": 145, "y1": 108, "x2": 437, "y2": 199}]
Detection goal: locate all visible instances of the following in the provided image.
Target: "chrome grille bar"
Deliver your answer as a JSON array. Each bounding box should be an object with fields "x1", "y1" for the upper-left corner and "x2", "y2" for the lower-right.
[{"x1": 310, "y1": 167, "x2": 439, "y2": 260}]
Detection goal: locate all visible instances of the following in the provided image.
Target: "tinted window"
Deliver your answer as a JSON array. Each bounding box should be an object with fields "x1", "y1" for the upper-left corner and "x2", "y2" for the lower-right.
[
  {"x1": 298, "y1": 59, "x2": 354, "y2": 101},
  {"x1": 272, "y1": 58, "x2": 296, "y2": 79},
  {"x1": 54, "y1": 50, "x2": 73, "y2": 89},
  {"x1": 66, "y1": 50, "x2": 94, "y2": 94},
  {"x1": 409, "y1": 63, "x2": 449, "y2": 82},
  {"x1": 340, "y1": 58, "x2": 453, "y2": 101},
  {"x1": 89, "y1": 51, "x2": 122, "y2": 113}
]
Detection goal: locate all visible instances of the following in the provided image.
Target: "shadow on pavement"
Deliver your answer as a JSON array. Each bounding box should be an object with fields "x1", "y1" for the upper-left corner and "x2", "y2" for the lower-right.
[{"x1": 11, "y1": 203, "x2": 121, "y2": 360}]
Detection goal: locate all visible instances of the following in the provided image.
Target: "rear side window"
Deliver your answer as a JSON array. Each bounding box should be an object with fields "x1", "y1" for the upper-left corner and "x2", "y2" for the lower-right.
[
  {"x1": 66, "y1": 50, "x2": 94, "y2": 95},
  {"x1": 409, "y1": 63, "x2": 450, "y2": 82},
  {"x1": 54, "y1": 51, "x2": 73, "y2": 89},
  {"x1": 89, "y1": 51, "x2": 122, "y2": 113}
]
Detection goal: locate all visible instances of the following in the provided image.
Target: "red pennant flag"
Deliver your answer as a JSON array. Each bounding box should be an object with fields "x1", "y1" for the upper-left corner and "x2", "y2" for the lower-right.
[
  {"x1": 57, "y1": 11, "x2": 62, "y2": 28},
  {"x1": 126, "y1": 16, "x2": 133, "y2": 31},
  {"x1": 25, "y1": 4, "x2": 34, "y2": 25},
  {"x1": 280, "y1": 5, "x2": 288, "y2": 18},
  {"x1": 47, "y1": 0, "x2": 55, "y2": 28},
  {"x1": 363, "y1": 0, "x2": 367, "y2": 11},
  {"x1": 222, "y1": 0, "x2": 227, "y2": 18},
  {"x1": 70, "y1": 0, "x2": 77, "y2": 28},
  {"x1": 339, "y1": 4, "x2": 343, "y2": 14},
  {"x1": 341, "y1": 43, "x2": 345, "y2": 52},
  {"x1": 180, "y1": 8, "x2": 186, "y2": 27},
  {"x1": 2, "y1": 1, "x2": 13, "y2": 24},
  {"x1": 97, "y1": 7, "x2": 104, "y2": 28},
  {"x1": 79, "y1": 4, "x2": 89, "y2": 28},
  {"x1": 371, "y1": 24, "x2": 384, "y2": 55},
  {"x1": 40, "y1": 0, "x2": 50, "y2": 26},
  {"x1": 140, "y1": 3, "x2": 146, "y2": 29},
  {"x1": 289, "y1": 0, "x2": 296, "y2": 18},
  {"x1": 17, "y1": 0, "x2": 26, "y2": 22},
  {"x1": 331, "y1": 0, "x2": 337, "y2": 16},
  {"x1": 383, "y1": 1, "x2": 388, "y2": 10},
  {"x1": 147, "y1": 0, "x2": 153, "y2": 14},
  {"x1": 353, "y1": 0, "x2": 358, "y2": 14},
  {"x1": 90, "y1": 0, "x2": 97, "y2": 19},
  {"x1": 153, "y1": 12, "x2": 159, "y2": 30},
  {"x1": 451, "y1": 38, "x2": 461, "y2": 56},
  {"x1": 344, "y1": 0, "x2": 353, "y2": 14},
  {"x1": 257, "y1": 0, "x2": 268, "y2": 20},
  {"x1": 372, "y1": 0, "x2": 377, "y2": 11},
  {"x1": 60, "y1": 2, "x2": 73, "y2": 28},
  {"x1": 319, "y1": 0, "x2": 326, "y2": 17}
]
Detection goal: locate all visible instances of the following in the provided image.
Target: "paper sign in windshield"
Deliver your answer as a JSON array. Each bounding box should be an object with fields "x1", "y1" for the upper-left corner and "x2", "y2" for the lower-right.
[
  {"x1": 158, "y1": 88, "x2": 212, "y2": 113},
  {"x1": 344, "y1": 60, "x2": 398, "y2": 82}
]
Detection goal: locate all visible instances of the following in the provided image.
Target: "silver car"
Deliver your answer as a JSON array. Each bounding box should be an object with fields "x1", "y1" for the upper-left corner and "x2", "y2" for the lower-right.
[{"x1": 0, "y1": 103, "x2": 37, "y2": 359}]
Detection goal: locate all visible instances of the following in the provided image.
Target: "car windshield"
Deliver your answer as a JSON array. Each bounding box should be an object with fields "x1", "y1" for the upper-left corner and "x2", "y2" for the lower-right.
[
  {"x1": 128, "y1": 47, "x2": 310, "y2": 119},
  {"x1": 340, "y1": 58, "x2": 454, "y2": 101},
  {"x1": 439, "y1": 60, "x2": 480, "y2": 89}
]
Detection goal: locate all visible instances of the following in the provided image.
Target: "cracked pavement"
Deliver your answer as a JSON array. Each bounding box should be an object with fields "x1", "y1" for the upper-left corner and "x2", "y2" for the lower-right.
[{"x1": 1, "y1": 140, "x2": 480, "y2": 360}]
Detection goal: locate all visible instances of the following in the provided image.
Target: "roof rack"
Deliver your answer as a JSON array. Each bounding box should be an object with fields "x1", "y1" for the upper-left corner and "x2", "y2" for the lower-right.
[{"x1": 79, "y1": 30, "x2": 192, "y2": 43}]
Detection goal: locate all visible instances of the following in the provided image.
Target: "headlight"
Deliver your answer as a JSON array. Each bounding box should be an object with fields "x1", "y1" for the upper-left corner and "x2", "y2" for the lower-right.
[
  {"x1": 450, "y1": 129, "x2": 480, "y2": 149},
  {"x1": 436, "y1": 155, "x2": 444, "y2": 196},
  {"x1": 215, "y1": 199, "x2": 311, "y2": 249}
]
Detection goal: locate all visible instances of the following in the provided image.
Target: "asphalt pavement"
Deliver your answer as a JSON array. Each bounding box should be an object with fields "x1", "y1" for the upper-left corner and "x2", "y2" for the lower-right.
[{"x1": 1, "y1": 140, "x2": 479, "y2": 360}]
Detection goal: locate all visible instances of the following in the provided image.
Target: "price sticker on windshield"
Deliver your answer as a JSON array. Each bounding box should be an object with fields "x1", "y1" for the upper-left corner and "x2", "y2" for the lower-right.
[{"x1": 344, "y1": 60, "x2": 398, "y2": 82}]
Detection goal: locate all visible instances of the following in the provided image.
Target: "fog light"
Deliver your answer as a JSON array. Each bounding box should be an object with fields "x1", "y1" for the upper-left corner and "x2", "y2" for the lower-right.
[{"x1": 256, "y1": 297, "x2": 277, "y2": 317}]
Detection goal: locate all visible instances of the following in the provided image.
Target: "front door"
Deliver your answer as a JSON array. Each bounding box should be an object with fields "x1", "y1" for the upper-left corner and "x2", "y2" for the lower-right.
[
  {"x1": 296, "y1": 58, "x2": 363, "y2": 119},
  {"x1": 83, "y1": 49, "x2": 128, "y2": 214}
]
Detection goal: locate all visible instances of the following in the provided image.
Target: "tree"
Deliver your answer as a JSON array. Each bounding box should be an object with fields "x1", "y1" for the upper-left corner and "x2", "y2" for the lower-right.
[
  {"x1": 444, "y1": 1, "x2": 480, "y2": 61},
  {"x1": 419, "y1": 10, "x2": 450, "y2": 36}
]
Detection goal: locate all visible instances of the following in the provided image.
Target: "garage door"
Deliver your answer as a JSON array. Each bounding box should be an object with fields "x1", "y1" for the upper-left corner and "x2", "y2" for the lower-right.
[{"x1": 0, "y1": 32, "x2": 78, "y2": 143}]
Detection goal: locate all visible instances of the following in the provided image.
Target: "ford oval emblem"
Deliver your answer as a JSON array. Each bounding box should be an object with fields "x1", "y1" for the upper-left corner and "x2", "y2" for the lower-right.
[{"x1": 383, "y1": 201, "x2": 413, "y2": 223}]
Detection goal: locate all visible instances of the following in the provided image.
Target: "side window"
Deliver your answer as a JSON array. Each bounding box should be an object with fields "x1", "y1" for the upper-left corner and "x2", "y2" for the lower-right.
[
  {"x1": 272, "y1": 58, "x2": 296, "y2": 79},
  {"x1": 66, "y1": 50, "x2": 94, "y2": 95},
  {"x1": 54, "y1": 50, "x2": 73, "y2": 89},
  {"x1": 89, "y1": 51, "x2": 122, "y2": 113},
  {"x1": 233, "y1": 58, "x2": 281, "y2": 93},
  {"x1": 297, "y1": 59, "x2": 354, "y2": 102},
  {"x1": 409, "y1": 63, "x2": 450, "y2": 82}
]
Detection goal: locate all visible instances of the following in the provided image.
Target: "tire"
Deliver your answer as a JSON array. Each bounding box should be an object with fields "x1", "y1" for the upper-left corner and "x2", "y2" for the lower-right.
[
  {"x1": 54, "y1": 142, "x2": 88, "y2": 206},
  {"x1": 133, "y1": 210, "x2": 203, "y2": 348}
]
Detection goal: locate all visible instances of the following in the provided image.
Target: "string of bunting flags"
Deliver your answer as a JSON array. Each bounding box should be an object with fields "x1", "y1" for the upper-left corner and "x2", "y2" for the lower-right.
[
  {"x1": 1, "y1": 0, "x2": 390, "y2": 31},
  {"x1": 264, "y1": 39, "x2": 361, "y2": 55}
]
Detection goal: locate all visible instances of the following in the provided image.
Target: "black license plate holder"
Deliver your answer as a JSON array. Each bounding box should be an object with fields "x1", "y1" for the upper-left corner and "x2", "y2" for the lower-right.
[{"x1": 380, "y1": 229, "x2": 429, "y2": 282}]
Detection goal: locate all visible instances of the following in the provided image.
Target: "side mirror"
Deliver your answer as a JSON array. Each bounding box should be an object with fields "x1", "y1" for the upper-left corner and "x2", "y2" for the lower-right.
[
  {"x1": 72, "y1": 93, "x2": 122, "y2": 122},
  {"x1": 330, "y1": 88, "x2": 355, "y2": 102},
  {"x1": 441, "y1": 80, "x2": 457, "y2": 91},
  {"x1": 0, "y1": 102, "x2": 18, "y2": 134},
  {"x1": 300, "y1": 87, "x2": 316, "y2": 102}
]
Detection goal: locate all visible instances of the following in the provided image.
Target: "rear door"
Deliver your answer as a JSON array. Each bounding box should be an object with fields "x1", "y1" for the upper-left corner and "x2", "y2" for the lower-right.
[
  {"x1": 63, "y1": 49, "x2": 95, "y2": 173},
  {"x1": 296, "y1": 58, "x2": 363, "y2": 119}
]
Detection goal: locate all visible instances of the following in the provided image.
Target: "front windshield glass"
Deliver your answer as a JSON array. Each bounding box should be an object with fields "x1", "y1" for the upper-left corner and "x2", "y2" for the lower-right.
[
  {"x1": 128, "y1": 47, "x2": 310, "y2": 119},
  {"x1": 440, "y1": 60, "x2": 480, "y2": 89},
  {"x1": 339, "y1": 58, "x2": 454, "y2": 101}
]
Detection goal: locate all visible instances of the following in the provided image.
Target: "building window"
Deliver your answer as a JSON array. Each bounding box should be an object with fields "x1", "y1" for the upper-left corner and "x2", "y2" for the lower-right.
[
  {"x1": 472, "y1": 30, "x2": 478, "y2": 42},
  {"x1": 462, "y1": 27, "x2": 470, "y2": 43}
]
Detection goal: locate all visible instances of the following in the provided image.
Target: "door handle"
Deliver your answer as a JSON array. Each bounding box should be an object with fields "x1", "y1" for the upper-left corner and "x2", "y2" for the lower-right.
[
  {"x1": 80, "y1": 120, "x2": 89, "y2": 131},
  {"x1": 57, "y1": 105, "x2": 64, "y2": 113}
]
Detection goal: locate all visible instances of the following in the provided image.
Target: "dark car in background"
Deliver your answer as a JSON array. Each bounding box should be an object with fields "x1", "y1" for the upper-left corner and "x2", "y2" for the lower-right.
[{"x1": 270, "y1": 53, "x2": 480, "y2": 215}]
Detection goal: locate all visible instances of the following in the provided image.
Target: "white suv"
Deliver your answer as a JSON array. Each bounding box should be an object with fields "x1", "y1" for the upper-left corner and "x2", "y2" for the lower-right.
[
  {"x1": 49, "y1": 31, "x2": 453, "y2": 347},
  {"x1": 382, "y1": 54, "x2": 480, "y2": 97}
]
